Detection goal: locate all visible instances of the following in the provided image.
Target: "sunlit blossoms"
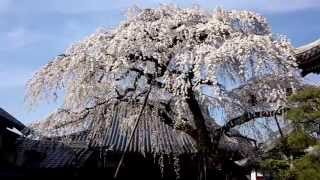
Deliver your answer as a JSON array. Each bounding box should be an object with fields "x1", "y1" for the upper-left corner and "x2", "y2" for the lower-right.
[{"x1": 26, "y1": 5, "x2": 300, "y2": 138}]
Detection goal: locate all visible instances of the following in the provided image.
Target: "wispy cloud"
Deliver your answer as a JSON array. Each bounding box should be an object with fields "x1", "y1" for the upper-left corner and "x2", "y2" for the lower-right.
[
  {"x1": 1, "y1": 0, "x2": 319, "y2": 15},
  {"x1": 179, "y1": 0, "x2": 320, "y2": 13},
  {"x1": 0, "y1": 27, "x2": 51, "y2": 51},
  {"x1": 241, "y1": 0, "x2": 320, "y2": 13},
  {"x1": 0, "y1": 66, "x2": 34, "y2": 88},
  {"x1": 5, "y1": 28, "x2": 29, "y2": 49},
  {"x1": 48, "y1": 0, "x2": 320, "y2": 13},
  {"x1": 0, "y1": 0, "x2": 11, "y2": 13}
]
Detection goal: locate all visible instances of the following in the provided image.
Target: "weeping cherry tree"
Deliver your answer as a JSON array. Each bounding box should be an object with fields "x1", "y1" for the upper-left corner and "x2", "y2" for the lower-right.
[{"x1": 26, "y1": 6, "x2": 301, "y2": 159}]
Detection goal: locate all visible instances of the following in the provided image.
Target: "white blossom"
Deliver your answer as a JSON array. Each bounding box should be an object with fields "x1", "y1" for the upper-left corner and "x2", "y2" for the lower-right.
[{"x1": 26, "y1": 5, "x2": 301, "y2": 138}]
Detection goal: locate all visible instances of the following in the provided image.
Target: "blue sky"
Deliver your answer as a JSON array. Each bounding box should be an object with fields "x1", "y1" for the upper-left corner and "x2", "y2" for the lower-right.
[{"x1": 0, "y1": 0, "x2": 320, "y2": 124}]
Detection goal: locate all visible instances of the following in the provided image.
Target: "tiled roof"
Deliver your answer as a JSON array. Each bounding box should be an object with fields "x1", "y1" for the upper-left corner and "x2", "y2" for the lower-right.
[
  {"x1": 46, "y1": 101, "x2": 254, "y2": 159},
  {"x1": 15, "y1": 138, "x2": 93, "y2": 168},
  {"x1": 295, "y1": 39, "x2": 320, "y2": 76},
  {"x1": 54, "y1": 102, "x2": 198, "y2": 155}
]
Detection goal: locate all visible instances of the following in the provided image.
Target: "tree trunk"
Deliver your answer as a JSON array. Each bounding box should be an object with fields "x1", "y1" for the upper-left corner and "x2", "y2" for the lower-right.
[
  {"x1": 185, "y1": 92, "x2": 212, "y2": 152},
  {"x1": 185, "y1": 73, "x2": 214, "y2": 180}
]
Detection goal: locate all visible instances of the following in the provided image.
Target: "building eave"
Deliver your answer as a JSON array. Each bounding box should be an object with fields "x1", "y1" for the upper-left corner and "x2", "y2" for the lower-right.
[{"x1": 295, "y1": 38, "x2": 320, "y2": 76}]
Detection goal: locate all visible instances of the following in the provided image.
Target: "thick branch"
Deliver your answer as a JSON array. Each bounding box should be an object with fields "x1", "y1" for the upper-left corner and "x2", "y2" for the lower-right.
[
  {"x1": 225, "y1": 131, "x2": 257, "y2": 147},
  {"x1": 223, "y1": 108, "x2": 288, "y2": 132}
]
